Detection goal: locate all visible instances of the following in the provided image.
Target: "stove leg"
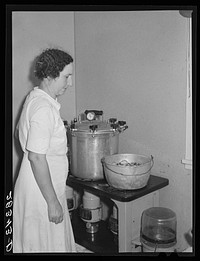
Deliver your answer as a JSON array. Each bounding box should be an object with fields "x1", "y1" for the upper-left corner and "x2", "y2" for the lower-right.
[{"x1": 112, "y1": 200, "x2": 133, "y2": 252}]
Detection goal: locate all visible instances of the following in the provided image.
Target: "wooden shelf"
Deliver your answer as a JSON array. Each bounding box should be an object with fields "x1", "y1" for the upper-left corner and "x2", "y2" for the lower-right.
[{"x1": 71, "y1": 210, "x2": 118, "y2": 254}]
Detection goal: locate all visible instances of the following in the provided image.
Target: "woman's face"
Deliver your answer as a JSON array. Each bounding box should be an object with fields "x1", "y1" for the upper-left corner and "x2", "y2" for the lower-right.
[{"x1": 53, "y1": 63, "x2": 73, "y2": 97}]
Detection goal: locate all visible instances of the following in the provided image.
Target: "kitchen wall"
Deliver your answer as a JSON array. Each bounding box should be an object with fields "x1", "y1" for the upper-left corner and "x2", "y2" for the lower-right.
[
  {"x1": 74, "y1": 11, "x2": 192, "y2": 251},
  {"x1": 12, "y1": 12, "x2": 75, "y2": 182},
  {"x1": 12, "y1": 10, "x2": 193, "y2": 252}
]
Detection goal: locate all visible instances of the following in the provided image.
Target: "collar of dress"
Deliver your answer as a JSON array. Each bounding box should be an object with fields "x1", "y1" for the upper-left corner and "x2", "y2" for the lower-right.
[{"x1": 33, "y1": 87, "x2": 61, "y2": 111}]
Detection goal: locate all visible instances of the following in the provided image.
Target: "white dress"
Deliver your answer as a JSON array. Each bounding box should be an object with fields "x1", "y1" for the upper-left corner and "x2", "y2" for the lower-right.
[{"x1": 13, "y1": 87, "x2": 77, "y2": 253}]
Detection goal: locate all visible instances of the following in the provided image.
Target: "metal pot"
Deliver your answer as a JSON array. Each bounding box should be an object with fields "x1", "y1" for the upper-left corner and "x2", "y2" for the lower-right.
[
  {"x1": 67, "y1": 110, "x2": 128, "y2": 180},
  {"x1": 101, "y1": 154, "x2": 154, "y2": 190}
]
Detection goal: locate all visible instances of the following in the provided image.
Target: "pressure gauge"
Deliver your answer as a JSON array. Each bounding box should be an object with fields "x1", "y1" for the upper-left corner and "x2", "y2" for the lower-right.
[{"x1": 86, "y1": 111, "x2": 95, "y2": 121}]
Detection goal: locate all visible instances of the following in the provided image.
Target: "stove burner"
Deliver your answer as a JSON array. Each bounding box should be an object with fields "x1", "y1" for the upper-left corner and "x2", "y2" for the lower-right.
[
  {"x1": 71, "y1": 176, "x2": 93, "y2": 181},
  {"x1": 97, "y1": 183, "x2": 109, "y2": 188},
  {"x1": 97, "y1": 183, "x2": 126, "y2": 193}
]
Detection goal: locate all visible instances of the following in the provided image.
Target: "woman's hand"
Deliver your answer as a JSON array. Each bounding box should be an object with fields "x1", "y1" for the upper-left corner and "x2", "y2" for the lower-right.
[{"x1": 47, "y1": 198, "x2": 64, "y2": 224}]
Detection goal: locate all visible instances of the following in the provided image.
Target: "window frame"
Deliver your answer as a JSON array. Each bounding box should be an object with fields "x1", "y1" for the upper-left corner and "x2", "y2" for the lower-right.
[{"x1": 181, "y1": 14, "x2": 192, "y2": 170}]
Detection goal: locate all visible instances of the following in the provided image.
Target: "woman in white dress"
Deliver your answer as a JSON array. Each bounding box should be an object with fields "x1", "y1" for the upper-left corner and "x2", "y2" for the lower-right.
[{"x1": 13, "y1": 48, "x2": 77, "y2": 253}]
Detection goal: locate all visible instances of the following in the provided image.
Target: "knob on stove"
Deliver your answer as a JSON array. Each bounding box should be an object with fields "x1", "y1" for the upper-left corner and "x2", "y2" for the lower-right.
[{"x1": 86, "y1": 222, "x2": 99, "y2": 233}]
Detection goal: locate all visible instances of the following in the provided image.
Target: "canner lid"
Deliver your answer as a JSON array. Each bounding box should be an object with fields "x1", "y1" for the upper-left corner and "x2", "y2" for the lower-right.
[{"x1": 72, "y1": 120, "x2": 115, "y2": 133}]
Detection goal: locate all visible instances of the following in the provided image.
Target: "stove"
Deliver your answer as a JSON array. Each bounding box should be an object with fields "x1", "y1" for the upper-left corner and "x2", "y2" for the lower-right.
[{"x1": 66, "y1": 174, "x2": 169, "y2": 253}]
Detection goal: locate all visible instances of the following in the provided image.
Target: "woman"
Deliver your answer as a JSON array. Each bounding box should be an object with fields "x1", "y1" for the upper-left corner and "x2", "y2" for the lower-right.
[{"x1": 13, "y1": 48, "x2": 77, "y2": 253}]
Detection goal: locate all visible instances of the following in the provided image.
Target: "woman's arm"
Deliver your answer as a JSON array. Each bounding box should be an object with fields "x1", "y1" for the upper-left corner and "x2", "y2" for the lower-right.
[{"x1": 28, "y1": 151, "x2": 63, "y2": 224}]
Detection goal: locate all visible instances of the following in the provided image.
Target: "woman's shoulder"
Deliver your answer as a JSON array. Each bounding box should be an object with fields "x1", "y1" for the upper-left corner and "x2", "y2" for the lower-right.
[{"x1": 28, "y1": 96, "x2": 54, "y2": 119}]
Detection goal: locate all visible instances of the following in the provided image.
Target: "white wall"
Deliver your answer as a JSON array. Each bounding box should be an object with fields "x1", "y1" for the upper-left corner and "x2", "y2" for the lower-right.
[
  {"x1": 12, "y1": 12, "x2": 75, "y2": 181},
  {"x1": 74, "y1": 11, "x2": 192, "y2": 251}
]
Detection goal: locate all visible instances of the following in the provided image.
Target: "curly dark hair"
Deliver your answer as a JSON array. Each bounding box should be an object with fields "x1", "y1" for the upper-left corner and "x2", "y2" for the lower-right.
[{"x1": 34, "y1": 48, "x2": 73, "y2": 80}]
